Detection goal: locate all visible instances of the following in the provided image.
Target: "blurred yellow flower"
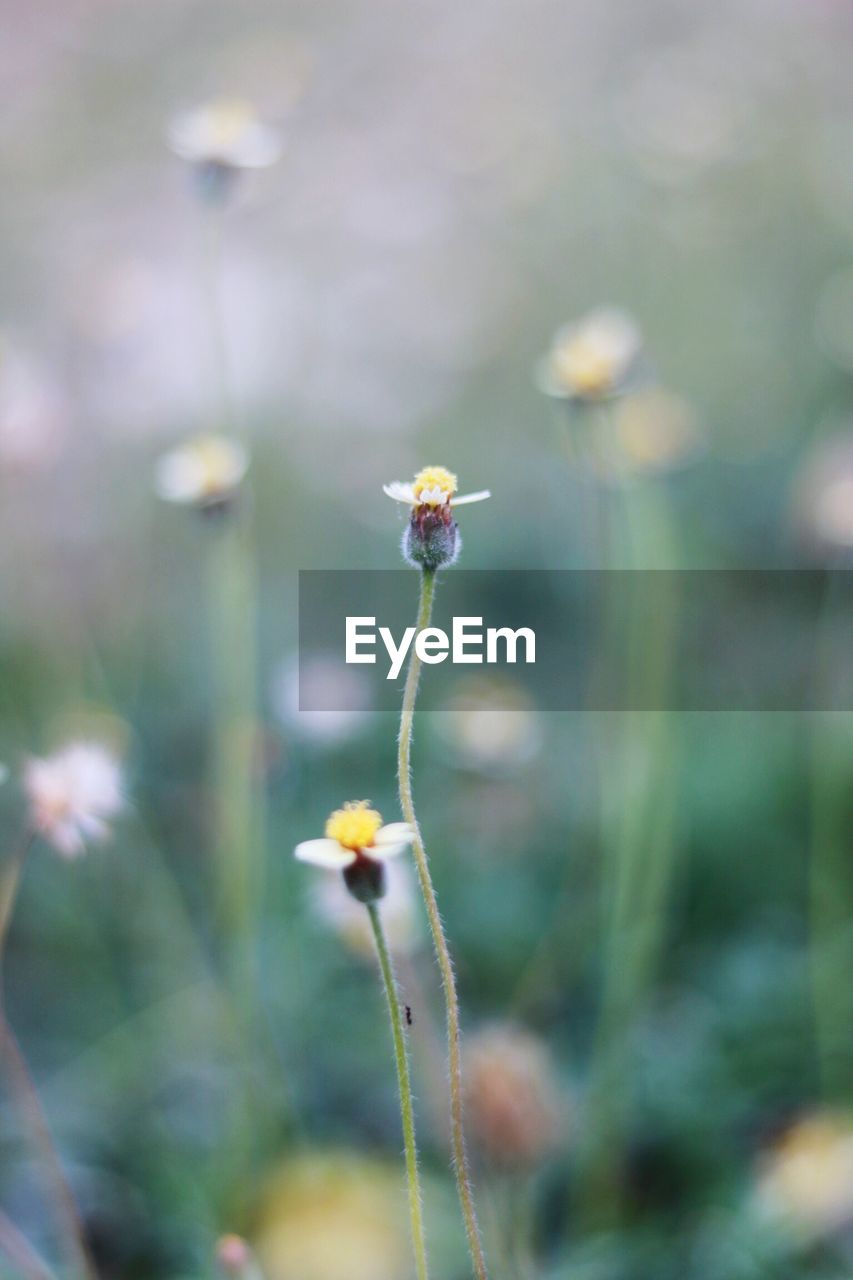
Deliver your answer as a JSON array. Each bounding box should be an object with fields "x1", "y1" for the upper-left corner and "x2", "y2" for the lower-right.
[
  {"x1": 252, "y1": 1153, "x2": 411, "y2": 1280},
  {"x1": 610, "y1": 387, "x2": 704, "y2": 477},
  {"x1": 155, "y1": 434, "x2": 249, "y2": 508},
  {"x1": 755, "y1": 1111, "x2": 853, "y2": 1239},
  {"x1": 295, "y1": 801, "x2": 413, "y2": 870},
  {"x1": 537, "y1": 308, "x2": 643, "y2": 403},
  {"x1": 168, "y1": 98, "x2": 282, "y2": 170},
  {"x1": 24, "y1": 742, "x2": 124, "y2": 858}
]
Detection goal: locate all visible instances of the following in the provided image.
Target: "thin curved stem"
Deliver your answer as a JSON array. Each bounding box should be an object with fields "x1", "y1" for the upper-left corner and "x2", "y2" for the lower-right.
[
  {"x1": 397, "y1": 568, "x2": 488, "y2": 1280},
  {"x1": 0, "y1": 1206, "x2": 57, "y2": 1280},
  {"x1": 0, "y1": 833, "x2": 97, "y2": 1280},
  {"x1": 366, "y1": 902, "x2": 429, "y2": 1280}
]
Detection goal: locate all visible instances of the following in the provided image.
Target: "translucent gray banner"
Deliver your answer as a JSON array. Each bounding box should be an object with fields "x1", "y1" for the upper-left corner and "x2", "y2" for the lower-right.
[{"x1": 297, "y1": 570, "x2": 852, "y2": 711}]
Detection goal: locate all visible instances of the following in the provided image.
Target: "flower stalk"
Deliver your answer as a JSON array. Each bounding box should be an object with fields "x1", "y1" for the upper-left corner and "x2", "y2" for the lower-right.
[
  {"x1": 0, "y1": 832, "x2": 97, "y2": 1280},
  {"x1": 398, "y1": 566, "x2": 489, "y2": 1280},
  {"x1": 366, "y1": 901, "x2": 429, "y2": 1280}
]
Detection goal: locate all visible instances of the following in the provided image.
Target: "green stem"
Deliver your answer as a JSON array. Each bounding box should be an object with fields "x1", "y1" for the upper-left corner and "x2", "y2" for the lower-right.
[
  {"x1": 199, "y1": 197, "x2": 264, "y2": 1008},
  {"x1": 398, "y1": 568, "x2": 489, "y2": 1280},
  {"x1": 578, "y1": 465, "x2": 682, "y2": 1229},
  {"x1": 366, "y1": 902, "x2": 429, "y2": 1280},
  {"x1": 809, "y1": 564, "x2": 853, "y2": 1100},
  {"x1": 209, "y1": 512, "x2": 260, "y2": 1001},
  {"x1": 0, "y1": 834, "x2": 98, "y2": 1280}
]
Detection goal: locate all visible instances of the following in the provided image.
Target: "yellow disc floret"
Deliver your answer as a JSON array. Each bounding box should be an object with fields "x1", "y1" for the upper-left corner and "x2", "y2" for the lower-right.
[
  {"x1": 208, "y1": 99, "x2": 256, "y2": 148},
  {"x1": 412, "y1": 465, "x2": 458, "y2": 506},
  {"x1": 552, "y1": 336, "x2": 616, "y2": 398},
  {"x1": 191, "y1": 436, "x2": 245, "y2": 497},
  {"x1": 325, "y1": 800, "x2": 383, "y2": 851}
]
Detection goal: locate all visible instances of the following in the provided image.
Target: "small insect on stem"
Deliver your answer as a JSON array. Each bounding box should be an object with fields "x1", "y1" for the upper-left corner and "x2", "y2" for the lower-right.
[{"x1": 405, "y1": 1005, "x2": 414, "y2": 1027}]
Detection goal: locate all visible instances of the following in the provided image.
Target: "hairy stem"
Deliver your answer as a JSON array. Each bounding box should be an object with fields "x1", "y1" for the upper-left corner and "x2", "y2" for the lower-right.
[
  {"x1": 366, "y1": 902, "x2": 429, "y2": 1280},
  {"x1": 397, "y1": 567, "x2": 488, "y2": 1280},
  {"x1": 0, "y1": 834, "x2": 97, "y2": 1280}
]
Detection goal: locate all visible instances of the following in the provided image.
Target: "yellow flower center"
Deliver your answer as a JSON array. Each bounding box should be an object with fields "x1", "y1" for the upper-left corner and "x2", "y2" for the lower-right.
[
  {"x1": 207, "y1": 99, "x2": 256, "y2": 148},
  {"x1": 191, "y1": 436, "x2": 243, "y2": 495},
  {"x1": 412, "y1": 465, "x2": 458, "y2": 506},
  {"x1": 552, "y1": 336, "x2": 616, "y2": 398},
  {"x1": 325, "y1": 800, "x2": 383, "y2": 851}
]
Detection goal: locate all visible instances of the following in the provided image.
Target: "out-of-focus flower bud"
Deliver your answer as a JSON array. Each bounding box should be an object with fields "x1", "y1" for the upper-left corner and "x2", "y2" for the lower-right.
[
  {"x1": 216, "y1": 1234, "x2": 264, "y2": 1279},
  {"x1": 464, "y1": 1023, "x2": 564, "y2": 1171}
]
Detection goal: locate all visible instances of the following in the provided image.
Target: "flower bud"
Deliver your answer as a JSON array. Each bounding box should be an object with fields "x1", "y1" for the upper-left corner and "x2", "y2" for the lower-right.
[
  {"x1": 343, "y1": 856, "x2": 387, "y2": 904},
  {"x1": 464, "y1": 1023, "x2": 563, "y2": 1171},
  {"x1": 403, "y1": 505, "x2": 460, "y2": 571},
  {"x1": 215, "y1": 1234, "x2": 262, "y2": 1278}
]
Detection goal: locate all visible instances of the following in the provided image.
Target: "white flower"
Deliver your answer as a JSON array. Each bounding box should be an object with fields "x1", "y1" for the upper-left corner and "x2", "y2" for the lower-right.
[
  {"x1": 537, "y1": 308, "x2": 643, "y2": 402},
  {"x1": 271, "y1": 655, "x2": 372, "y2": 748},
  {"x1": 312, "y1": 858, "x2": 420, "y2": 956},
  {"x1": 434, "y1": 679, "x2": 542, "y2": 773},
  {"x1": 295, "y1": 801, "x2": 414, "y2": 869},
  {"x1": 0, "y1": 335, "x2": 68, "y2": 471},
  {"x1": 754, "y1": 1112, "x2": 853, "y2": 1239},
  {"x1": 383, "y1": 465, "x2": 490, "y2": 509},
  {"x1": 155, "y1": 435, "x2": 249, "y2": 507},
  {"x1": 24, "y1": 743, "x2": 124, "y2": 858},
  {"x1": 794, "y1": 431, "x2": 853, "y2": 551},
  {"x1": 168, "y1": 99, "x2": 282, "y2": 170}
]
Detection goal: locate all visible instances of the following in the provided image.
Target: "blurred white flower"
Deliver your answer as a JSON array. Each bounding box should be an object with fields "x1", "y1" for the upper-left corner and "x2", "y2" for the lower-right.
[
  {"x1": 24, "y1": 743, "x2": 124, "y2": 858},
  {"x1": 272, "y1": 655, "x2": 372, "y2": 748},
  {"x1": 433, "y1": 679, "x2": 542, "y2": 774},
  {"x1": 295, "y1": 801, "x2": 413, "y2": 870},
  {"x1": 312, "y1": 858, "x2": 420, "y2": 957},
  {"x1": 537, "y1": 308, "x2": 643, "y2": 403},
  {"x1": 155, "y1": 435, "x2": 249, "y2": 508},
  {"x1": 168, "y1": 98, "x2": 282, "y2": 170},
  {"x1": 0, "y1": 336, "x2": 68, "y2": 471},
  {"x1": 755, "y1": 1112, "x2": 853, "y2": 1240},
  {"x1": 794, "y1": 432, "x2": 853, "y2": 551}
]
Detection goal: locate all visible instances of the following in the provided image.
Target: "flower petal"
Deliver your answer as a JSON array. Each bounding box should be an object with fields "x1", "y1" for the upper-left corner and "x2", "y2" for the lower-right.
[
  {"x1": 369, "y1": 841, "x2": 411, "y2": 862},
  {"x1": 294, "y1": 838, "x2": 356, "y2": 869},
  {"x1": 383, "y1": 481, "x2": 415, "y2": 504},
  {"x1": 373, "y1": 822, "x2": 415, "y2": 847},
  {"x1": 155, "y1": 452, "x2": 207, "y2": 503},
  {"x1": 50, "y1": 820, "x2": 86, "y2": 859},
  {"x1": 453, "y1": 490, "x2": 491, "y2": 506}
]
